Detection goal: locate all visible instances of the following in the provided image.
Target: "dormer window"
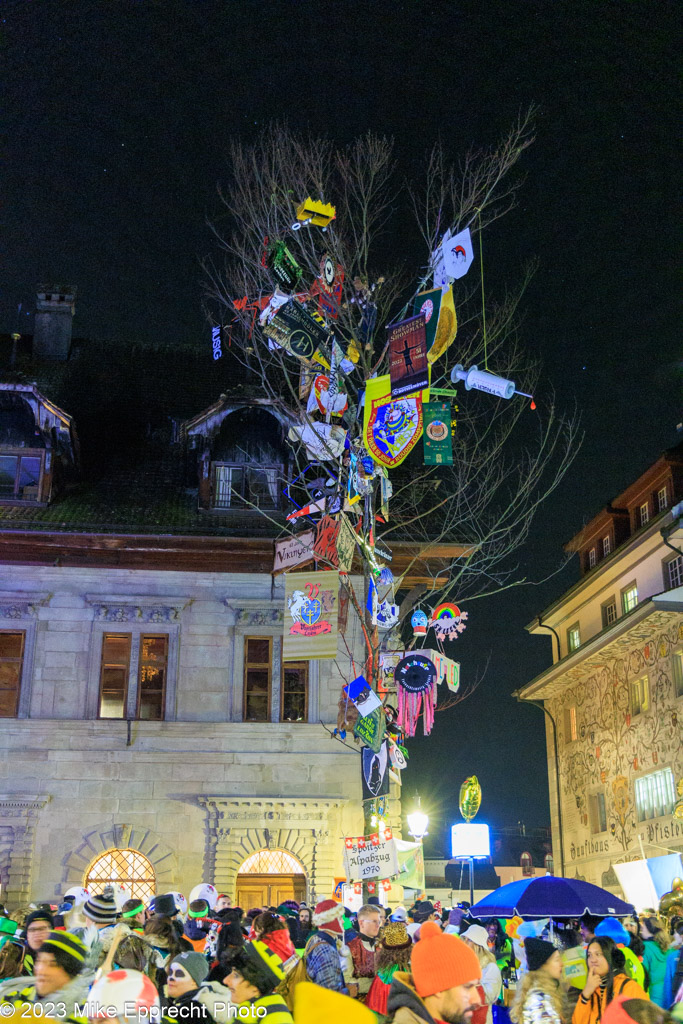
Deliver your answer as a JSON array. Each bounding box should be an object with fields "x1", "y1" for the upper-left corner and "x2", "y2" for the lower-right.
[
  {"x1": 639, "y1": 502, "x2": 650, "y2": 527},
  {"x1": 588, "y1": 548, "x2": 596, "y2": 569},
  {"x1": 212, "y1": 463, "x2": 281, "y2": 510},
  {"x1": 602, "y1": 535, "x2": 611, "y2": 557},
  {"x1": 521, "y1": 851, "x2": 533, "y2": 877},
  {"x1": 657, "y1": 486, "x2": 668, "y2": 512},
  {"x1": 0, "y1": 450, "x2": 43, "y2": 502}
]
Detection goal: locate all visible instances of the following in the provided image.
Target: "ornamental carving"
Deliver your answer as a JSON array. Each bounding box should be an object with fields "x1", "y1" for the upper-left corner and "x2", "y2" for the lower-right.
[
  {"x1": 85, "y1": 595, "x2": 188, "y2": 623},
  {"x1": 0, "y1": 594, "x2": 50, "y2": 619},
  {"x1": 235, "y1": 608, "x2": 283, "y2": 626}
]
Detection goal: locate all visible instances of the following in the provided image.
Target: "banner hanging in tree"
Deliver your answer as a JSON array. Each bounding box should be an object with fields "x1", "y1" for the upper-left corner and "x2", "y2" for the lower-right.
[
  {"x1": 263, "y1": 299, "x2": 330, "y2": 361},
  {"x1": 412, "y1": 288, "x2": 443, "y2": 355},
  {"x1": 388, "y1": 314, "x2": 429, "y2": 398},
  {"x1": 423, "y1": 402, "x2": 453, "y2": 465},
  {"x1": 427, "y1": 285, "x2": 458, "y2": 364},
  {"x1": 411, "y1": 649, "x2": 460, "y2": 693},
  {"x1": 442, "y1": 226, "x2": 474, "y2": 280},
  {"x1": 361, "y1": 740, "x2": 391, "y2": 799},
  {"x1": 284, "y1": 570, "x2": 339, "y2": 660},
  {"x1": 363, "y1": 374, "x2": 429, "y2": 468},
  {"x1": 336, "y1": 515, "x2": 357, "y2": 572},
  {"x1": 354, "y1": 706, "x2": 386, "y2": 753},
  {"x1": 314, "y1": 515, "x2": 340, "y2": 566}
]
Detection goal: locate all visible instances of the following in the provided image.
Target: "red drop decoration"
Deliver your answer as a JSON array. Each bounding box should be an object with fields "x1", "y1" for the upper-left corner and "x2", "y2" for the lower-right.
[{"x1": 530, "y1": 399, "x2": 536, "y2": 410}]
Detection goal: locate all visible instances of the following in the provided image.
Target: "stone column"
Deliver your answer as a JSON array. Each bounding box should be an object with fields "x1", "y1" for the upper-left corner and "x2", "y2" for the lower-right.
[{"x1": 0, "y1": 796, "x2": 49, "y2": 906}]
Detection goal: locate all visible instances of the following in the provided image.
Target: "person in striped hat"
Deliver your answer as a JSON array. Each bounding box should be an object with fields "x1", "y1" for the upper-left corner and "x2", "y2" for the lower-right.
[
  {"x1": 0, "y1": 931, "x2": 92, "y2": 1022},
  {"x1": 72, "y1": 887, "x2": 118, "y2": 970},
  {"x1": 224, "y1": 939, "x2": 293, "y2": 1022}
]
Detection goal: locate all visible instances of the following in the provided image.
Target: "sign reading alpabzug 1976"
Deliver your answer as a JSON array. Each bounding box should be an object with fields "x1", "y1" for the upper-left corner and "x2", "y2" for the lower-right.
[{"x1": 343, "y1": 837, "x2": 399, "y2": 881}]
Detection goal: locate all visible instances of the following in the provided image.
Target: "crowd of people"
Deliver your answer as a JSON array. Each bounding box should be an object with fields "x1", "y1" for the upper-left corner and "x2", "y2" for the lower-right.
[{"x1": 0, "y1": 887, "x2": 681, "y2": 1024}]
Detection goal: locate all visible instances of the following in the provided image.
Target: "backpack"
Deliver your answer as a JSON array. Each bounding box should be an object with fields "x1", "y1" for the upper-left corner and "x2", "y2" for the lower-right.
[
  {"x1": 275, "y1": 952, "x2": 310, "y2": 1011},
  {"x1": 0, "y1": 940, "x2": 26, "y2": 981}
]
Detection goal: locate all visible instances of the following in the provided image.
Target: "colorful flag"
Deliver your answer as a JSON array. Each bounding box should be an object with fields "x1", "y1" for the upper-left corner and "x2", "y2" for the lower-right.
[
  {"x1": 412, "y1": 288, "x2": 443, "y2": 355},
  {"x1": 284, "y1": 569, "x2": 339, "y2": 660},
  {"x1": 361, "y1": 741, "x2": 391, "y2": 800},
  {"x1": 363, "y1": 375, "x2": 429, "y2": 469},
  {"x1": 388, "y1": 314, "x2": 429, "y2": 398},
  {"x1": 263, "y1": 299, "x2": 330, "y2": 361},
  {"x1": 442, "y1": 226, "x2": 474, "y2": 280},
  {"x1": 427, "y1": 285, "x2": 457, "y2": 364},
  {"x1": 423, "y1": 402, "x2": 453, "y2": 465}
]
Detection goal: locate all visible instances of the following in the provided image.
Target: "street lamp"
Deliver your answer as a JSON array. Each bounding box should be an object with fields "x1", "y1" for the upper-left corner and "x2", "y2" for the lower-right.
[{"x1": 407, "y1": 801, "x2": 429, "y2": 840}]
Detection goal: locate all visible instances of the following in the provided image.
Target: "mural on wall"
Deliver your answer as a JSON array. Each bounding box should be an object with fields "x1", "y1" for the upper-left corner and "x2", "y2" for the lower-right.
[{"x1": 548, "y1": 620, "x2": 683, "y2": 861}]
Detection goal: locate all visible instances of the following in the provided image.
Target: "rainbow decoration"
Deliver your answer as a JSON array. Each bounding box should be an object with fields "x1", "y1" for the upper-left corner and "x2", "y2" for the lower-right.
[{"x1": 430, "y1": 602, "x2": 468, "y2": 642}]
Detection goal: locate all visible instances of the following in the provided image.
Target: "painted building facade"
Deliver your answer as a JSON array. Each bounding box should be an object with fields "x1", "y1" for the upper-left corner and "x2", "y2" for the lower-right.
[{"x1": 518, "y1": 443, "x2": 683, "y2": 891}]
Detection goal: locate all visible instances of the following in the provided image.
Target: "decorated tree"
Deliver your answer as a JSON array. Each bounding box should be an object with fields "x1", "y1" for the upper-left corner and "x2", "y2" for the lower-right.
[{"x1": 204, "y1": 117, "x2": 580, "y2": 897}]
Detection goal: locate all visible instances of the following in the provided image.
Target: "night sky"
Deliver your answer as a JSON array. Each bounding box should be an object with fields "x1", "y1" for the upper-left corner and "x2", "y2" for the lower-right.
[{"x1": 3, "y1": 1, "x2": 680, "y2": 855}]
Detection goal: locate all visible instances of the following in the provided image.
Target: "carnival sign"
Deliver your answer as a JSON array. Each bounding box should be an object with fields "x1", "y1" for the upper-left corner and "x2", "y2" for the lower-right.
[
  {"x1": 388, "y1": 314, "x2": 429, "y2": 399},
  {"x1": 411, "y1": 648, "x2": 460, "y2": 693},
  {"x1": 284, "y1": 570, "x2": 339, "y2": 660},
  {"x1": 364, "y1": 374, "x2": 428, "y2": 469},
  {"x1": 361, "y1": 740, "x2": 391, "y2": 799},
  {"x1": 354, "y1": 706, "x2": 386, "y2": 753},
  {"x1": 273, "y1": 530, "x2": 315, "y2": 574},
  {"x1": 423, "y1": 402, "x2": 453, "y2": 465},
  {"x1": 344, "y1": 834, "x2": 399, "y2": 882}
]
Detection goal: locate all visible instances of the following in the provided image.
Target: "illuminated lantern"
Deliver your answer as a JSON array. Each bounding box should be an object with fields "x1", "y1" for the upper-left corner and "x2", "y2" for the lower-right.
[{"x1": 459, "y1": 776, "x2": 482, "y2": 822}]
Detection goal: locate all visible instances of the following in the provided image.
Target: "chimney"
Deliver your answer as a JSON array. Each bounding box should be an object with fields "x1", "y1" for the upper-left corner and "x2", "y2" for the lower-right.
[{"x1": 33, "y1": 285, "x2": 76, "y2": 361}]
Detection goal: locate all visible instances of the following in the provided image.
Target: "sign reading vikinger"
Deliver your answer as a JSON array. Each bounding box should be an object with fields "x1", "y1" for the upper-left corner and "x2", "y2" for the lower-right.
[{"x1": 343, "y1": 836, "x2": 399, "y2": 881}]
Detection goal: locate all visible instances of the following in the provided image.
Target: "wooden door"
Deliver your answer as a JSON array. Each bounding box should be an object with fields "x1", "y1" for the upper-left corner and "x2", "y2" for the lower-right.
[{"x1": 236, "y1": 873, "x2": 306, "y2": 909}]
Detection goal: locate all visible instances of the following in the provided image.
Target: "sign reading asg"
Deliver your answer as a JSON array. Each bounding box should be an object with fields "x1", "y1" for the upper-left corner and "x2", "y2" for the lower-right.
[{"x1": 212, "y1": 326, "x2": 222, "y2": 360}]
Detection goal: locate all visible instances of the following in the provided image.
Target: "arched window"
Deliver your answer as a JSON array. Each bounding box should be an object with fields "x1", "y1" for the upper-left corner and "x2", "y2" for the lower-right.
[
  {"x1": 238, "y1": 849, "x2": 304, "y2": 875},
  {"x1": 85, "y1": 848, "x2": 156, "y2": 902},
  {"x1": 520, "y1": 851, "x2": 533, "y2": 877},
  {"x1": 544, "y1": 853, "x2": 554, "y2": 875}
]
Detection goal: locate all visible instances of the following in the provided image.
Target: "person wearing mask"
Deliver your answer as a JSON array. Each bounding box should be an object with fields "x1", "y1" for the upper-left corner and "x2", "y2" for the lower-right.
[
  {"x1": 144, "y1": 914, "x2": 191, "y2": 988},
  {"x1": 0, "y1": 931, "x2": 91, "y2": 1023},
  {"x1": 345, "y1": 904, "x2": 383, "y2": 1001},
  {"x1": 387, "y1": 923, "x2": 482, "y2": 1024},
  {"x1": 572, "y1": 937, "x2": 648, "y2": 1024},
  {"x1": 639, "y1": 918, "x2": 668, "y2": 1007},
  {"x1": 0, "y1": 909, "x2": 53, "y2": 979},
  {"x1": 224, "y1": 939, "x2": 293, "y2": 1022},
  {"x1": 163, "y1": 950, "x2": 232, "y2": 1024},
  {"x1": 304, "y1": 900, "x2": 346, "y2": 993},
  {"x1": 510, "y1": 938, "x2": 567, "y2": 1024},
  {"x1": 461, "y1": 925, "x2": 502, "y2": 1024}
]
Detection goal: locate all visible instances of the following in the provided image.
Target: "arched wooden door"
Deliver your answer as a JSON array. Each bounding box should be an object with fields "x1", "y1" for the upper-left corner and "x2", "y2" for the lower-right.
[{"x1": 236, "y1": 849, "x2": 306, "y2": 909}]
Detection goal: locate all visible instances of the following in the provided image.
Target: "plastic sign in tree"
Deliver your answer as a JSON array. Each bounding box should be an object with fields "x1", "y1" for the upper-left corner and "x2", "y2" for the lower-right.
[{"x1": 293, "y1": 197, "x2": 336, "y2": 230}]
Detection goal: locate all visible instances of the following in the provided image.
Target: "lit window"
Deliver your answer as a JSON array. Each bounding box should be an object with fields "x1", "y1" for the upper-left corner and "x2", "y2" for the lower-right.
[
  {"x1": 521, "y1": 852, "x2": 533, "y2": 877},
  {"x1": 657, "y1": 486, "x2": 668, "y2": 512},
  {"x1": 635, "y1": 768, "x2": 675, "y2": 822},
  {"x1": 544, "y1": 854, "x2": 554, "y2": 875},
  {"x1": 244, "y1": 636, "x2": 271, "y2": 722},
  {"x1": 212, "y1": 463, "x2": 281, "y2": 510},
  {"x1": 639, "y1": 502, "x2": 649, "y2": 527},
  {"x1": 588, "y1": 548, "x2": 596, "y2": 569},
  {"x1": 630, "y1": 675, "x2": 649, "y2": 716},
  {"x1": 622, "y1": 585, "x2": 638, "y2": 614},
  {"x1": 86, "y1": 848, "x2": 156, "y2": 903},
  {"x1": 603, "y1": 536, "x2": 611, "y2": 557},
  {"x1": 564, "y1": 706, "x2": 577, "y2": 743},
  {"x1": 667, "y1": 556, "x2": 683, "y2": 589},
  {"x1": 99, "y1": 633, "x2": 168, "y2": 720},
  {"x1": 0, "y1": 451, "x2": 43, "y2": 501},
  {"x1": 588, "y1": 792, "x2": 607, "y2": 834},
  {"x1": 281, "y1": 661, "x2": 308, "y2": 723},
  {"x1": 567, "y1": 625, "x2": 581, "y2": 652},
  {"x1": 672, "y1": 651, "x2": 683, "y2": 698},
  {"x1": 602, "y1": 600, "x2": 618, "y2": 627},
  {"x1": 0, "y1": 631, "x2": 24, "y2": 717}
]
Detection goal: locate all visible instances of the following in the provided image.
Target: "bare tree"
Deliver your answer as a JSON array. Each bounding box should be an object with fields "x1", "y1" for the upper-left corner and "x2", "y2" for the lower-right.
[{"x1": 203, "y1": 119, "x2": 580, "y2": 876}]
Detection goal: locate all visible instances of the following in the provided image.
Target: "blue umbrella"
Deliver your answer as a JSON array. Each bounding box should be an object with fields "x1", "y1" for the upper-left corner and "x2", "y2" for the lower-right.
[{"x1": 470, "y1": 876, "x2": 635, "y2": 919}]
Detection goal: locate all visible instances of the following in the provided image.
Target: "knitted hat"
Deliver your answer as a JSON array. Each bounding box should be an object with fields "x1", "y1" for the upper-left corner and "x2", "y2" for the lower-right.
[
  {"x1": 25, "y1": 910, "x2": 55, "y2": 930},
  {"x1": 381, "y1": 921, "x2": 412, "y2": 950},
  {"x1": 595, "y1": 918, "x2": 629, "y2": 946},
  {"x1": 461, "y1": 924, "x2": 490, "y2": 949},
  {"x1": 84, "y1": 888, "x2": 117, "y2": 925},
  {"x1": 525, "y1": 937, "x2": 557, "y2": 972},
  {"x1": 39, "y1": 931, "x2": 87, "y2": 978},
  {"x1": 293, "y1": 980, "x2": 376, "y2": 1022},
  {"x1": 412, "y1": 900, "x2": 436, "y2": 923},
  {"x1": 312, "y1": 899, "x2": 344, "y2": 936},
  {"x1": 390, "y1": 906, "x2": 408, "y2": 922},
  {"x1": 411, "y1": 922, "x2": 481, "y2": 998},
  {"x1": 188, "y1": 899, "x2": 209, "y2": 919},
  {"x1": 367, "y1": 896, "x2": 381, "y2": 906},
  {"x1": 151, "y1": 893, "x2": 177, "y2": 918},
  {"x1": 232, "y1": 940, "x2": 285, "y2": 996},
  {"x1": 169, "y1": 950, "x2": 209, "y2": 987}
]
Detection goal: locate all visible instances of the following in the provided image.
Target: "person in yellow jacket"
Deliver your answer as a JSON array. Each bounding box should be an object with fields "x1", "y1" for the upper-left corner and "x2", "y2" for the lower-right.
[
  {"x1": 224, "y1": 938, "x2": 293, "y2": 1023},
  {"x1": 572, "y1": 938, "x2": 648, "y2": 1024},
  {"x1": 293, "y1": 980, "x2": 375, "y2": 1021}
]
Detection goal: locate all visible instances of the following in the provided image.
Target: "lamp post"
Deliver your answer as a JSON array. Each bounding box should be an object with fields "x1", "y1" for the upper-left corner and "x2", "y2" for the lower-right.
[{"x1": 407, "y1": 799, "x2": 429, "y2": 901}]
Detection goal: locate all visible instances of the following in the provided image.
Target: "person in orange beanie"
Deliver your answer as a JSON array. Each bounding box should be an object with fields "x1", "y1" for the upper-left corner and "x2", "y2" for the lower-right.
[{"x1": 386, "y1": 920, "x2": 483, "y2": 1024}]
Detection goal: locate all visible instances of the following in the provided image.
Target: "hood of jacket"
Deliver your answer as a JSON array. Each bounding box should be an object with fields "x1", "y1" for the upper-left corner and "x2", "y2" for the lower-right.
[
  {"x1": 24, "y1": 970, "x2": 95, "y2": 1010},
  {"x1": 194, "y1": 981, "x2": 233, "y2": 1024},
  {"x1": 387, "y1": 972, "x2": 436, "y2": 1024}
]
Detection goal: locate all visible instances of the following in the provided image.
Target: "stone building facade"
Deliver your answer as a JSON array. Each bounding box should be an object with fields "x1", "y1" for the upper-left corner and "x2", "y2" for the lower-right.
[
  {"x1": 0, "y1": 564, "x2": 378, "y2": 907},
  {"x1": 519, "y1": 443, "x2": 683, "y2": 891}
]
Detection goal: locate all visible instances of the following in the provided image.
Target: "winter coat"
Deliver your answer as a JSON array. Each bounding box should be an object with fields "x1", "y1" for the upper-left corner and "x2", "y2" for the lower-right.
[
  {"x1": 515, "y1": 987, "x2": 564, "y2": 1024},
  {"x1": 641, "y1": 939, "x2": 668, "y2": 1007},
  {"x1": 304, "y1": 931, "x2": 345, "y2": 992},
  {"x1": 194, "y1": 981, "x2": 234, "y2": 1024},
  {"x1": 366, "y1": 964, "x2": 400, "y2": 1021},
  {"x1": 478, "y1": 960, "x2": 503, "y2": 1024},
  {"x1": 230, "y1": 993, "x2": 293, "y2": 1022},
  {"x1": 183, "y1": 918, "x2": 210, "y2": 954},
  {"x1": 0, "y1": 970, "x2": 94, "y2": 1023},
  {"x1": 386, "y1": 971, "x2": 439, "y2": 1024},
  {"x1": 571, "y1": 974, "x2": 647, "y2": 1024},
  {"x1": 0, "y1": 938, "x2": 35, "y2": 980},
  {"x1": 663, "y1": 946, "x2": 683, "y2": 1010},
  {"x1": 345, "y1": 934, "x2": 379, "y2": 997}
]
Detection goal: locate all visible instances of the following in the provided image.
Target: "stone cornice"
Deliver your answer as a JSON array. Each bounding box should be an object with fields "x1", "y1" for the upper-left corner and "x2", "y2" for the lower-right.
[
  {"x1": 0, "y1": 592, "x2": 51, "y2": 619},
  {"x1": 225, "y1": 599, "x2": 283, "y2": 626},
  {"x1": 0, "y1": 795, "x2": 50, "y2": 817},
  {"x1": 85, "y1": 594, "x2": 189, "y2": 623}
]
